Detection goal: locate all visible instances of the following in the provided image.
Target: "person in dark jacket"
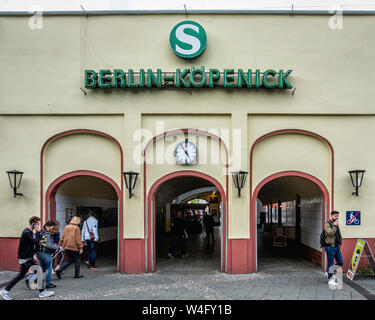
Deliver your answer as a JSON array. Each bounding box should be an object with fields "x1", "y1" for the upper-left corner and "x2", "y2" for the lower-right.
[
  {"x1": 324, "y1": 210, "x2": 344, "y2": 286},
  {"x1": 168, "y1": 211, "x2": 189, "y2": 259},
  {"x1": 37, "y1": 220, "x2": 59, "y2": 289},
  {"x1": 203, "y1": 212, "x2": 215, "y2": 244},
  {"x1": 0, "y1": 216, "x2": 54, "y2": 300}
]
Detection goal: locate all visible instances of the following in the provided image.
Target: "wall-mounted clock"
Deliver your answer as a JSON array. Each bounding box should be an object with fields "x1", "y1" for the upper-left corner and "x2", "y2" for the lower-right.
[{"x1": 174, "y1": 138, "x2": 197, "y2": 165}]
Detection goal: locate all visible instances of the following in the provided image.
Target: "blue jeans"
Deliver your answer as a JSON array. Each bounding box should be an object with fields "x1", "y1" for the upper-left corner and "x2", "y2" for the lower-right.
[
  {"x1": 325, "y1": 245, "x2": 344, "y2": 279},
  {"x1": 37, "y1": 251, "x2": 53, "y2": 285},
  {"x1": 86, "y1": 240, "x2": 97, "y2": 266}
]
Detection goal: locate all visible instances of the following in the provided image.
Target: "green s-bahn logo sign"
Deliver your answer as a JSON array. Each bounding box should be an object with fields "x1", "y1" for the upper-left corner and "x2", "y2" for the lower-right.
[
  {"x1": 84, "y1": 20, "x2": 294, "y2": 90},
  {"x1": 169, "y1": 20, "x2": 207, "y2": 59}
]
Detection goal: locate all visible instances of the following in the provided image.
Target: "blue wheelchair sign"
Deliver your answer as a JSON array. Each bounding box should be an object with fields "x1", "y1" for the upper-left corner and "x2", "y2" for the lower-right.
[{"x1": 346, "y1": 211, "x2": 361, "y2": 225}]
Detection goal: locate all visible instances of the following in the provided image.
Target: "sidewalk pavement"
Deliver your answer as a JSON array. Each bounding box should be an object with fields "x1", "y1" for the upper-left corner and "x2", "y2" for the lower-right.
[{"x1": 0, "y1": 260, "x2": 373, "y2": 300}]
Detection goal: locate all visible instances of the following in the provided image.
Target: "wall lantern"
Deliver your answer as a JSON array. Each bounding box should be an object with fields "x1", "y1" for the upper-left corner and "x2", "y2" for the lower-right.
[
  {"x1": 123, "y1": 171, "x2": 139, "y2": 198},
  {"x1": 231, "y1": 170, "x2": 248, "y2": 198},
  {"x1": 348, "y1": 170, "x2": 365, "y2": 196},
  {"x1": 6, "y1": 170, "x2": 24, "y2": 198}
]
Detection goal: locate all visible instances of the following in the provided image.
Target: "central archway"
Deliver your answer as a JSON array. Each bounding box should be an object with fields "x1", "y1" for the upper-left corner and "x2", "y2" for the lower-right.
[{"x1": 146, "y1": 170, "x2": 227, "y2": 273}]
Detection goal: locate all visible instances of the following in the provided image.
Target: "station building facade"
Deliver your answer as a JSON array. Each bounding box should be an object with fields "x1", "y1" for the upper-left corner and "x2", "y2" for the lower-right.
[{"x1": 0, "y1": 12, "x2": 374, "y2": 274}]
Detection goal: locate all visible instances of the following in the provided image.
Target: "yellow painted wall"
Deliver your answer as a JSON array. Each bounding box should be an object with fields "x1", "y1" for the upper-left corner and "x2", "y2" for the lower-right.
[
  {"x1": 248, "y1": 115, "x2": 375, "y2": 238},
  {"x1": 0, "y1": 14, "x2": 374, "y2": 242}
]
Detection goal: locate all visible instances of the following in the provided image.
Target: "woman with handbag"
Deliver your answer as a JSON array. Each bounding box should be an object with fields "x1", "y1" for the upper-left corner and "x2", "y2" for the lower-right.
[
  {"x1": 81, "y1": 210, "x2": 99, "y2": 269},
  {"x1": 55, "y1": 216, "x2": 84, "y2": 279}
]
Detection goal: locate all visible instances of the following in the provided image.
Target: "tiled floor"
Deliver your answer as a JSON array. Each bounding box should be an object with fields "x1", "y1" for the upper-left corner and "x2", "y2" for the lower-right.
[{"x1": 156, "y1": 227, "x2": 221, "y2": 274}]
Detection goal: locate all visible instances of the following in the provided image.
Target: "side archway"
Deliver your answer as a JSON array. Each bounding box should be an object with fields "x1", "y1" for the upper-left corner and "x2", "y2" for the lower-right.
[{"x1": 250, "y1": 170, "x2": 330, "y2": 273}]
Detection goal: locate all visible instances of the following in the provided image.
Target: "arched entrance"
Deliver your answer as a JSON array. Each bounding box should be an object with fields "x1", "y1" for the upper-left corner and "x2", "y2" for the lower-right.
[
  {"x1": 146, "y1": 171, "x2": 227, "y2": 273},
  {"x1": 251, "y1": 171, "x2": 330, "y2": 273},
  {"x1": 45, "y1": 170, "x2": 124, "y2": 271}
]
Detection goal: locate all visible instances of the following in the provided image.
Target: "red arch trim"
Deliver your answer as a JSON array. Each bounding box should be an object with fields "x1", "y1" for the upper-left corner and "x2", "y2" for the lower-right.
[
  {"x1": 249, "y1": 129, "x2": 334, "y2": 210},
  {"x1": 143, "y1": 129, "x2": 230, "y2": 272},
  {"x1": 40, "y1": 129, "x2": 124, "y2": 224},
  {"x1": 44, "y1": 170, "x2": 124, "y2": 272},
  {"x1": 146, "y1": 170, "x2": 228, "y2": 273},
  {"x1": 250, "y1": 170, "x2": 330, "y2": 272}
]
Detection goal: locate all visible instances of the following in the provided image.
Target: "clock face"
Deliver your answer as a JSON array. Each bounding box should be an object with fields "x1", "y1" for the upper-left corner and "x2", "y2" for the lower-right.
[{"x1": 175, "y1": 140, "x2": 197, "y2": 164}]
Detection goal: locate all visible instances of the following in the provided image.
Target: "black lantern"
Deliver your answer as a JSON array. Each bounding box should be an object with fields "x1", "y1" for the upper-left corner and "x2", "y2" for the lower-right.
[
  {"x1": 349, "y1": 170, "x2": 365, "y2": 196},
  {"x1": 123, "y1": 171, "x2": 139, "y2": 198},
  {"x1": 231, "y1": 170, "x2": 248, "y2": 198},
  {"x1": 6, "y1": 170, "x2": 24, "y2": 198}
]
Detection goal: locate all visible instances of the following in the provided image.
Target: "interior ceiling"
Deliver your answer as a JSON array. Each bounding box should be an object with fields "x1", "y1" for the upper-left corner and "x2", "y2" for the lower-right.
[
  {"x1": 155, "y1": 177, "x2": 214, "y2": 204},
  {"x1": 56, "y1": 176, "x2": 117, "y2": 200},
  {"x1": 258, "y1": 176, "x2": 322, "y2": 205}
]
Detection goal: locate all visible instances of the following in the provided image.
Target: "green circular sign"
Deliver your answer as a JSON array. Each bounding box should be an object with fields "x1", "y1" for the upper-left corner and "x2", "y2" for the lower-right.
[{"x1": 169, "y1": 20, "x2": 207, "y2": 59}]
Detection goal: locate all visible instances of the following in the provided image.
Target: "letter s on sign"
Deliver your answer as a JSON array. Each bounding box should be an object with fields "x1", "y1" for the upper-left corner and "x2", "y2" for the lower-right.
[
  {"x1": 170, "y1": 20, "x2": 207, "y2": 59},
  {"x1": 175, "y1": 24, "x2": 201, "y2": 55}
]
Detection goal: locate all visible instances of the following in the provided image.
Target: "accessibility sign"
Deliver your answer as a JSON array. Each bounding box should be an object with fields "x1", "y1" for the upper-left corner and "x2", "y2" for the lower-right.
[{"x1": 346, "y1": 211, "x2": 361, "y2": 226}]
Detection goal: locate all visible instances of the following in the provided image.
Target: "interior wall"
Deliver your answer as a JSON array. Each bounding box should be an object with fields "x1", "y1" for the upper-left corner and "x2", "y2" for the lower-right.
[
  {"x1": 300, "y1": 196, "x2": 323, "y2": 251},
  {"x1": 55, "y1": 194, "x2": 117, "y2": 242}
]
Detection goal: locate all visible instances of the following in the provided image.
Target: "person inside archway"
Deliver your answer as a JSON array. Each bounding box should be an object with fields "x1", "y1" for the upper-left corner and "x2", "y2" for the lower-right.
[
  {"x1": 55, "y1": 216, "x2": 84, "y2": 279},
  {"x1": 203, "y1": 212, "x2": 215, "y2": 245},
  {"x1": 82, "y1": 210, "x2": 99, "y2": 269},
  {"x1": 168, "y1": 211, "x2": 189, "y2": 259}
]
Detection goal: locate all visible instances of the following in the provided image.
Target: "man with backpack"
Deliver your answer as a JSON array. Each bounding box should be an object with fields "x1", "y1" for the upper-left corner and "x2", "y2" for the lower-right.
[{"x1": 321, "y1": 210, "x2": 343, "y2": 286}]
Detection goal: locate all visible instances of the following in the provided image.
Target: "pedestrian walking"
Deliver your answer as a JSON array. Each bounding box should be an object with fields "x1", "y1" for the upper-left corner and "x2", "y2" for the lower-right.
[
  {"x1": 55, "y1": 216, "x2": 84, "y2": 279},
  {"x1": 0, "y1": 216, "x2": 54, "y2": 300},
  {"x1": 168, "y1": 211, "x2": 189, "y2": 259},
  {"x1": 37, "y1": 220, "x2": 59, "y2": 289},
  {"x1": 52, "y1": 221, "x2": 64, "y2": 271},
  {"x1": 203, "y1": 212, "x2": 215, "y2": 244},
  {"x1": 82, "y1": 210, "x2": 99, "y2": 269},
  {"x1": 324, "y1": 210, "x2": 343, "y2": 286}
]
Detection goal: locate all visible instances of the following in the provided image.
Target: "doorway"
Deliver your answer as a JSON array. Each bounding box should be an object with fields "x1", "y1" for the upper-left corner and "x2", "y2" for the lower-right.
[
  {"x1": 46, "y1": 173, "x2": 121, "y2": 271},
  {"x1": 254, "y1": 173, "x2": 330, "y2": 273},
  {"x1": 146, "y1": 171, "x2": 227, "y2": 273}
]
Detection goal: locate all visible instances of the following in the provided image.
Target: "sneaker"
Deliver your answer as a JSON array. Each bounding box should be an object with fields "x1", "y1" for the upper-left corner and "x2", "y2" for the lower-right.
[
  {"x1": 328, "y1": 278, "x2": 338, "y2": 286},
  {"x1": 46, "y1": 283, "x2": 56, "y2": 289},
  {"x1": 0, "y1": 289, "x2": 12, "y2": 300},
  {"x1": 39, "y1": 290, "x2": 54, "y2": 298},
  {"x1": 90, "y1": 265, "x2": 98, "y2": 269},
  {"x1": 181, "y1": 254, "x2": 189, "y2": 258},
  {"x1": 167, "y1": 253, "x2": 174, "y2": 259},
  {"x1": 74, "y1": 275, "x2": 84, "y2": 279}
]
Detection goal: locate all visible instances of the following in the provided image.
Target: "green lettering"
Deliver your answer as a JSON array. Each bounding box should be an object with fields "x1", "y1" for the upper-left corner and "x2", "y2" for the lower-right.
[
  {"x1": 176, "y1": 69, "x2": 190, "y2": 88},
  {"x1": 190, "y1": 66, "x2": 206, "y2": 87},
  {"x1": 255, "y1": 69, "x2": 261, "y2": 88},
  {"x1": 208, "y1": 69, "x2": 220, "y2": 88},
  {"x1": 85, "y1": 70, "x2": 97, "y2": 88},
  {"x1": 278, "y1": 69, "x2": 293, "y2": 89},
  {"x1": 127, "y1": 69, "x2": 138, "y2": 88},
  {"x1": 224, "y1": 69, "x2": 235, "y2": 88},
  {"x1": 113, "y1": 69, "x2": 126, "y2": 88},
  {"x1": 238, "y1": 69, "x2": 252, "y2": 88},
  {"x1": 147, "y1": 69, "x2": 162, "y2": 88},
  {"x1": 99, "y1": 70, "x2": 112, "y2": 88},
  {"x1": 262, "y1": 69, "x2": 277, "y2": 88},
  {"x1": 139, "y1": 69, "x2": 145, "y2": 88}
]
